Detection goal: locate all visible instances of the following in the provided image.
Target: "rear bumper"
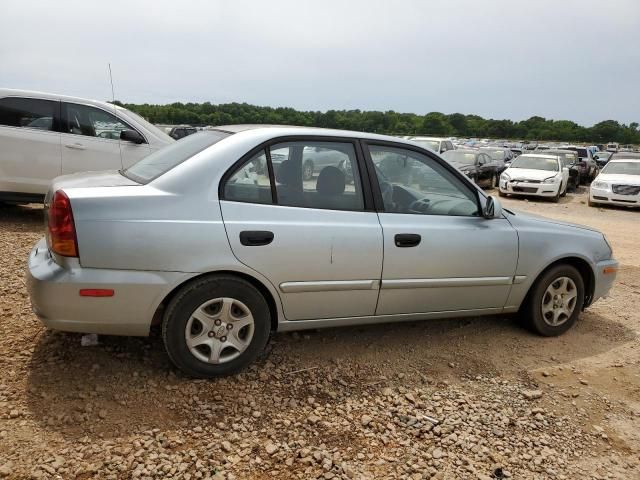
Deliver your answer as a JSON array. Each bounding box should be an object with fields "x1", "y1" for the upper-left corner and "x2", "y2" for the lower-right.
[
  {"x1": 591, "y1": 259, "x2": 618, "y2": 305},
  {"x1": 27, "y1": 238, "x2": 190, "y2": 336}
]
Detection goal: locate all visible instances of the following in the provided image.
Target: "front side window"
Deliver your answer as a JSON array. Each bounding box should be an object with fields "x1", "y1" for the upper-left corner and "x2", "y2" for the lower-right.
[
  {"x1": 64, "y1": 103, "x2": 133, "y2": 140},
  {"x1": 370, "y1": 145, "x2": 479, "y2": 216},
  {"x1": 0, "y1": 97, "x2": 56, "y2": 131}
]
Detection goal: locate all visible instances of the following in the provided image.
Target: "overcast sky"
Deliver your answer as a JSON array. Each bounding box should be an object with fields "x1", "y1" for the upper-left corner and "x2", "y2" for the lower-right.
[{"x1": 2, "y1": 0, "x2": 639, "y2": 126}]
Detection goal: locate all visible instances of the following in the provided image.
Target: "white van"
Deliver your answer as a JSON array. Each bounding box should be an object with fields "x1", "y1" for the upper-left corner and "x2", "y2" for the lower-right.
[{"x1": 0, "y1": 89, "x2": 174, "y2": 202}]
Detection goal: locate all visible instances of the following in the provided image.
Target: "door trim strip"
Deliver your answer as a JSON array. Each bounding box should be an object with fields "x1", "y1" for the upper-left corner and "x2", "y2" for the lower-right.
[
  {"x1": 381, "y1": 276, "x2": 513, "y2": 289},
  {"x1": 280, "y1": 279, "x2": 378, "y2": 293}
]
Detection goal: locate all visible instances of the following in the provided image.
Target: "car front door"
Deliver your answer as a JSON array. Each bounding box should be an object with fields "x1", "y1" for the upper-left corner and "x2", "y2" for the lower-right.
[
  {"x1": 220, "y1": 138, "x2": 383, "y2": 321},
  {"x1": 0, "y1": 96, "x2": 62, "y2": 196},
  {"x1": 60, "y1": 102, "x2": 152, "y2": 174},
  {"x1": 365, "y1": 142, "x2": 519, "y2": 315},
  {"x1": 476, "y1": 153, "x2": 494, "y2": 186}
]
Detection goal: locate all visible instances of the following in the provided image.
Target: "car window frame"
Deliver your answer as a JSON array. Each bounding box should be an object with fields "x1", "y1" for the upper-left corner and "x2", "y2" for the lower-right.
[
  {"x1": 0, "y1": 96, "x2": 62, "y2": 133},
  {"x1": 60, "y1": 101, "x2": 147, "y2": 144},
  {"x1": 219, "y1": 135, "x2": 375, "y2": 212},
  {"x1": 360, "y1": 139, "x2": 483, "y2": 215}
]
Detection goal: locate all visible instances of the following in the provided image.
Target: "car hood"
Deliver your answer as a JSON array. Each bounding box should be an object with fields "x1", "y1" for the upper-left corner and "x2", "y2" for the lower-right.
[
  {"x1": 505, "y1": 168, "x2": 557, "y2": 180},
  {"x1": 595, "y1": 173, "x2": 640, "y2": 184},
  {"x1": 449, "y1": 162, "x2": 475, "y2": 170},
  {"x1": 506, "y1": 209, "x2": 601, "y2": 234}
]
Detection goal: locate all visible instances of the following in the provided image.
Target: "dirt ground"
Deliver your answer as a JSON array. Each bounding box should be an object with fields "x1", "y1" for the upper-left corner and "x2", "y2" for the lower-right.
[{"x1": 0, "y1": 187, "x2": 639, "y2": 479}]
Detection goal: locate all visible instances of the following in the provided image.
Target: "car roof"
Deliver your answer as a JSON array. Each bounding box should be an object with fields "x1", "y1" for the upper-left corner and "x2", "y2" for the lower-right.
[
  {"x1": 409, "y1": 136, "x2": 447, "y2": 141},
  {"x1": 0, "y1": 88, "x2": 123, "y2": 112},
  {"x1": 516, "y1": 153, "x2": 560, "y2": 160},
  {"x1": 611, "y1": 152, "x2": 640, "y2": 159},
  {"x1": 544, "y1": 149, "x2": 577, "y2": 154},
  {"x1": 449, "y1": 148, "x2": 479, "y2": 154},
  {"x1": 211, "y1": 124, "x2": 428, "y2": 144}
]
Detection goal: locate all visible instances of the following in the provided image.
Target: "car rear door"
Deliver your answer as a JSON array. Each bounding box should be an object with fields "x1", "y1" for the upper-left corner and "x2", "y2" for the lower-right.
[
  {"x1": 220, "y1": 137, "x2": 383, "y2": 321},
  {"x1": 364, "y1": 141, "x2": 519, "y2": 316},
  {"x1": 0, "y1": 96, "x2": 62, "y2": 196}
]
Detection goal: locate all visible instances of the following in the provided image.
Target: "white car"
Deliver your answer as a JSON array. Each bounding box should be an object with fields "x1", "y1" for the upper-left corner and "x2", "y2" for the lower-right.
[
  {"x1": 0, "y1": 89, "x2": 174, "y2": 203},
  {"x1": 408, "y1": 136, "x2": 455, "y2": 154},
  {"x1": 499, "y1": 154, "x2": 569, "y2": 202},
  {"x1": 589, "y1": 155, "x2": 640, "y2": 208}
]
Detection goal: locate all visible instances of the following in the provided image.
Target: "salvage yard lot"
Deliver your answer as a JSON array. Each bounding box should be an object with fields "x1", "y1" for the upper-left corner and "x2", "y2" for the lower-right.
[{"x1": 1, "y1": 188, "x2": 639, "y2": 479}]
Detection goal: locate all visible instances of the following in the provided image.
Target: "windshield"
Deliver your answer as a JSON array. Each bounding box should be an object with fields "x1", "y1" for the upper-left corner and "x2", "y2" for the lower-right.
[
  {"x1": 509, "y1": 155, "x2": 559, "y2": 171},
  {"x1": 123, "y1": 131, "x2": 231, "y2": 184},
  {"x1": 412, "y1": 139, "x2": 440, "y2": 151},
  {"x1": 117, "y1": 106, "x2": 172, "y2": 140},
  {"x1": 567, "y1": 147, "x2": 588, "y2": 158},
  {"x1": 442, "y1": 151, "x2": 476, "y2": 165},
  {"x1": 483, "y1": 149, "x2": 505, "y2": 161},
  {"x1": 601, "y1": 161, "x2": 640, "y2": 175},
  {"x1": 548, "y1": 152, "x2": 577, "y2": 164}
]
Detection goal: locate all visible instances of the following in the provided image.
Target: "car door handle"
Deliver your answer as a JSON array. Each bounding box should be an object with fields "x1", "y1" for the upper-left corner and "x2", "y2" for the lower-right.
[
  {"x1": 65, "y1": 142, "x2": 86, "y2": 150},
  {"x1": 394, "y1": 233, "x2": 421, "y2": 248},
  {"x1": 239, "y1": 231, "x2": 274, "y2": 246}
]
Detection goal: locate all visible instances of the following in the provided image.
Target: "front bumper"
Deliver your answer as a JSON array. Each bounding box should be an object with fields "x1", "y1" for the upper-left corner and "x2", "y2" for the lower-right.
[
  {"x1": 27, "y1": 238, "x2": 190, "y2": 336},
  {"x1": 499, "y1": 179, "x2": 560, "y2": 197},
  {"x1": 589, "y1": 186, "x2": 640, "y2": 207},
  {"x1": 591, "y1": 259, "x2": 619, "y2": 305}
]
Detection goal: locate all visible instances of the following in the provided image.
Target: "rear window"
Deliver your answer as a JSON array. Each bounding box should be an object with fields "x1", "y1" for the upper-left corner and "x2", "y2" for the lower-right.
[{"x1": 123, "y1": 130, "x2": 230, "y2": 183}]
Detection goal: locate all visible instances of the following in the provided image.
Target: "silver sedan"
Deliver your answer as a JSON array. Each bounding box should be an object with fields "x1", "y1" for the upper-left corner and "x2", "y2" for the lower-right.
[{"x1": 27, "y1": 126, "x2": 618, "y2": 377}]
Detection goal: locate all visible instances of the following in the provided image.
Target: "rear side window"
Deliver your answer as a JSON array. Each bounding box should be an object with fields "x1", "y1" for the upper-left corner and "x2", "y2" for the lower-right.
[
  {"x1": 0, "y1": 97, "x2": 57, "y2": 131},
  {"x1": 222, "y1": 140, "x2": 365, "y2": 211},
  {"x1": 224, "y1": 150, "x2": 273, "y2": 204},
  {"x1": 123, "y1": 131, "x2": 231, "y2": 184}
]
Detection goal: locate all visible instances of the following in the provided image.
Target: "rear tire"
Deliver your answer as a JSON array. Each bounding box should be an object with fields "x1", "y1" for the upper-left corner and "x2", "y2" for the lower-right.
[
  {"x1": 522, "y1": 264, "x2": 584, "y2": 337},
  {"x1": 162, "y1": 275, "x2": 271, "y2": 378},
  {"x1": 302, "y1": 160, "x2": 314, "y2": 181}
]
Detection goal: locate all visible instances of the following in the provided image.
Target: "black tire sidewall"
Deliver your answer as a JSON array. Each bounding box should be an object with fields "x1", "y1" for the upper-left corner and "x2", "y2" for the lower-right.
[
  {"x1": 162, "y1": 276, "x2": 271, "y2": 378},
  {"x1": 527, "y1": 265, "x2": 584, "y2": 337}
]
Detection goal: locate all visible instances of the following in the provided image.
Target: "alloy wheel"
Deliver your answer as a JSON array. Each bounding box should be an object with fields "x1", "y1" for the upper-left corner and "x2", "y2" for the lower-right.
[
  {"x1": 185, "y1": 297, "x2": 255, "y2": 364},
  {"x1": 540, "y1": 276, "x2": 577, "y2": 327}
]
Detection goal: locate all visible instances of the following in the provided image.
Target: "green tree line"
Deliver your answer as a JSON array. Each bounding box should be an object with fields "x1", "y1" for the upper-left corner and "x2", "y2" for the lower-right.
[{"x1": 116, "y1": 101, "x2": 640, "y2": 144}]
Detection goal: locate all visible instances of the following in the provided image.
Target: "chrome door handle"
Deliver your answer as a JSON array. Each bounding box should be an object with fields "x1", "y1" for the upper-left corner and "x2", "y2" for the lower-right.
[{"x1": 65, "y1": 143, "x2": 86, "y2": 150}]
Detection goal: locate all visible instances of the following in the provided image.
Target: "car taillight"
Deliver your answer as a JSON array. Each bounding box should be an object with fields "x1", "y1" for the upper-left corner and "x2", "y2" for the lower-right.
[{"x1": 47, "y1": 190, "x2": 79, "y2": 257}]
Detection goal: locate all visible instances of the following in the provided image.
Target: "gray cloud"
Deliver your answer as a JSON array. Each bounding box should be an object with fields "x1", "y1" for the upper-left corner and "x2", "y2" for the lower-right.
[{"x1": 1, "y1": 0, "x2": 639, "y2": 125}]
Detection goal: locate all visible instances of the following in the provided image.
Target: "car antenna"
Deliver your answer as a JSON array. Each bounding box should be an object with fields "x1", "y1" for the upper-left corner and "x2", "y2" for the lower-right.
[{"x1": 108, "y1": 62, "x2": 124, "y2": 170}]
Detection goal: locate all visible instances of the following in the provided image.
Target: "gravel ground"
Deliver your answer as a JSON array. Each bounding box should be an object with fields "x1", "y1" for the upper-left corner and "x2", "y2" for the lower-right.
[{"x1": 1, "y1": 187, "x2": 639, "y2": 479}]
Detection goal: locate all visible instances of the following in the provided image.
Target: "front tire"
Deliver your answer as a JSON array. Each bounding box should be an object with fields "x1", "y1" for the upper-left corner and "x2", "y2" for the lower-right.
[
  {"x1": 523, "y1": 264, "x2": 584, "y2": 337},
  {"x1": 162, "y1": 275, "x2": 271, "y2": 378}
]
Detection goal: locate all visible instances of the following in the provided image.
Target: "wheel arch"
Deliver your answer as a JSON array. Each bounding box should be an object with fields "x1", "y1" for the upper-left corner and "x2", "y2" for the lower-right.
[
  {"x1": 522, "y1": 256, "x2": 596, "y2": 311},
  {"x1": 151, "y1": 270, "x2": 281, "y2": 332}
]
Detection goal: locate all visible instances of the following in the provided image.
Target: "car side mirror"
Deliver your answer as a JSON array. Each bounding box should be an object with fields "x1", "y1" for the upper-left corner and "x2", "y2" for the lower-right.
[
  {"x1": 120, "y1": 129, "x2": 145, "y2": 144},
  {"x1": 482, "y1": 196, "x2": 503, "y2": 219}
]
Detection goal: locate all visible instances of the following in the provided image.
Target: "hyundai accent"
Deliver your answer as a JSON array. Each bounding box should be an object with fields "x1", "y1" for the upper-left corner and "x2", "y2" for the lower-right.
[{"x1": 27, "y1": 126, "x2": 618, "y2": 377}]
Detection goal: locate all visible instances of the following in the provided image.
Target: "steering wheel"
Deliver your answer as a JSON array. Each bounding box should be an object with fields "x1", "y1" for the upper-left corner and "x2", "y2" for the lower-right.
[{"x1": 408, "y1": 198, "x2": 431, "y2": 214}]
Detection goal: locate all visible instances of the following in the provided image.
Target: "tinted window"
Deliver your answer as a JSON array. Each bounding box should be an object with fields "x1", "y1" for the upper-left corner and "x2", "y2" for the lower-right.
[
  {"x1": 0, "y1": 97, "x2": 56, "y2": 131},
  {"x1": 124, "y1": 130, "x2": 230, "y2": 184},
  {"x1": 224, "y1": 150, "x2": 273, "y2": 204},
  {"x1": 370, "y1": 145, "x2": 479, "y2": 216},
  {"x1": 272, "y1": 141, "x2": 364, "y2": 211},
  {"x1": 64, "y1": 103, "x2": 133, "y2": 139}
]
